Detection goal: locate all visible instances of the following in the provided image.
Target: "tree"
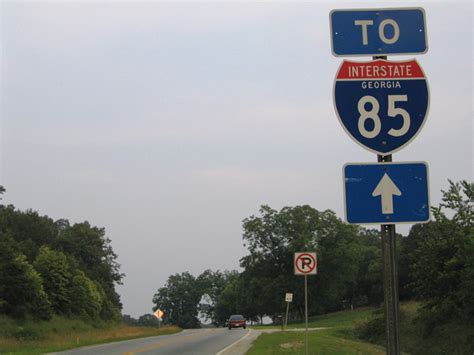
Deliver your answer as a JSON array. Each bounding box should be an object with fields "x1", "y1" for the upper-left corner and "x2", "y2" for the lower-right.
[
  {"x1": 69, "y1": 271, "x2": 103, "y2": 319},
  {"x1": 0, "y1": 206, "x2": 58, "y2": 261},
  {"x1": 239, "y1": 205, "x2": 382, "y2": 320},
  {"x1": 340, "y1": 228, "x2": 383, "y2": 307},
  {"x1": 214, "y1": 277, "x2": 244, "y2": 326},
  {"x1": 137, "y1": 314, "x2": 160, "y2": 327},
  {"x1": 407, "y1": 180, "x2": 473, "y2": 327},
  {"x1": 0, "y1": 233, "x2": 52, "y2": 320},
  {"x1": 197, "y1": 269, "x2": 239, "y2": 325},
  {"x1": 57, "y1": 222, "x2": 124, "y2": 317},
  {"x1": 122, "y1": 314, "x2": 138, "y2": 326},
  {"x1": 0, "y1": 203, "x2": 124, "y2": 322},
  {"x1": 34, "y1": 246, "x2": 72, "y2": 314},
  {"x1": 435, "y1": 180, "x2": 473, "y2": 227},
  {"x1": 152, "y1": 272, "x2": 202, "y2": 328}
]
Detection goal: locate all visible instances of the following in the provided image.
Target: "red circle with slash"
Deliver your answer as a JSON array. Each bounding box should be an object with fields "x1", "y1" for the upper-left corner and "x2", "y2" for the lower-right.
[{"x1": 295, "y1": 253, "x2": 317, "y2": 274}]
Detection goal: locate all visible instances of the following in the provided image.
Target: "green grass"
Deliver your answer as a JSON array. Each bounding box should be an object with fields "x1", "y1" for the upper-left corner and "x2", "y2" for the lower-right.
[
  {"x1": 0, "y1": 315, "x2": 181, "y2": 354},
  {"x1": 250, "y1": 307, "x2": 375, "y2": 330},
  {"x1": 294, "y1": 308, "x2": 376, "y2": 329},
  {"x1": 247, "y1": 329, "x2": 385, "y2": 355},
  {"x1": 247, "y1": 308, "x2": 385, "y2": 354}
]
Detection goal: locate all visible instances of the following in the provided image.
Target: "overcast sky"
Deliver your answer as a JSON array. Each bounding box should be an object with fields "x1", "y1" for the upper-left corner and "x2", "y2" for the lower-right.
[{"x1": 1, "y1": 1, "x2": 472, "y2": 317}]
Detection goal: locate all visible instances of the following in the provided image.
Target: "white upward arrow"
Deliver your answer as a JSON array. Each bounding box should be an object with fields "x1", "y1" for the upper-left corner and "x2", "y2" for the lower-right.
[{"x1": 372, "y1": 173, "x2": 402, "y2": 214}]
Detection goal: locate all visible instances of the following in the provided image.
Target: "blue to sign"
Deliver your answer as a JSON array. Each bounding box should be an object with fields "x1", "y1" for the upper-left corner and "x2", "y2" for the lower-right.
[
  {"x1": 330, "y1": 8, "x2": 428, "y2": 56},
  {"x1": 343, "y1": 162, "x2": 430, "y2": 224},
  {"x1": 334, "y1": 59, "x2": 429, "y2": 155}
]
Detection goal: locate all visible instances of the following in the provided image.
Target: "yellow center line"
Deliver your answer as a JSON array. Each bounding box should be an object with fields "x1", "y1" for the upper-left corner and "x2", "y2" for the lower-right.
[{"x1": 123, "y1": 329, "x2": 219, "y2": 355}]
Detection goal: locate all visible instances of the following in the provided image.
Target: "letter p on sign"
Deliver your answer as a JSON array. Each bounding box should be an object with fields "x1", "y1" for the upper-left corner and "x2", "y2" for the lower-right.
[{"x1": 294, "y1": 252, "x2": 317, "y2": 275}]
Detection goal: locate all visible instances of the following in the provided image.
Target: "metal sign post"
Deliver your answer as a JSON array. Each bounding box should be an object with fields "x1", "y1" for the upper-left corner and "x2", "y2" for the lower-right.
[
  {"x1": 304, "y1": 275, "x2": 309, "y2": 355},
  {"x1": 294, "y1": 252, "x2": 317, "y2": 355},
  {"x1": 284, "y1": 293, "x2": 293, "y2": 329},
  {"x1": 378, "y1": 153, "x2": 400, "y2": 354}
]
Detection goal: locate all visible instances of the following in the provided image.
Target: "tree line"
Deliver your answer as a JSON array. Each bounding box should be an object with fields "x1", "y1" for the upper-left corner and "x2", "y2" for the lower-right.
[
  {"x1": 0, "y1": 186, "x2": 124, "y2": 322},
  {"x1": 153, "y1": 206, "x2": 382, "y2": 327},
  {"x1": 153, "y1": 180, "x2": 473, "y2": 343}
]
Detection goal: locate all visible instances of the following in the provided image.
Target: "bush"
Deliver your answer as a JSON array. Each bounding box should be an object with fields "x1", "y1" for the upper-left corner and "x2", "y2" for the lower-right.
[
  {"x1": 353, "y1": 309, "x2": 384, "y2": 345},
  {"x1": 0, "y1": 315, "x2": 17, "y2": 337},
  {"x1": 0, "y1": 248, "x2": 52, "y2": 320},
  {"x1": 13, "y1": 325, "x2": 46, "y2": 341},
  {"x1": 354, "y1": 303, "x2": 474, "y2": 355}
]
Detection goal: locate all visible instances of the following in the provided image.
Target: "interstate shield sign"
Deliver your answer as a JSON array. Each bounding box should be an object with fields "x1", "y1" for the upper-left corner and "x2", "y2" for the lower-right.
[{"x1": 333, "y1": 59, "x2": 429, "y2": 155}]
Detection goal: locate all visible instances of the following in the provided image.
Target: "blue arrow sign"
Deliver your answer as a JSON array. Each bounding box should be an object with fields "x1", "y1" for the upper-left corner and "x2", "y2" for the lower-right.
[
  {"x1": 330, "y1": 8, "x2": 428, "y2": 56},
  {"x1": 343, "y1": 162, "x2": 430, "y2": 224},
  {"x1": 334, "y1": 59, "x2": 429, "y2": 155}
]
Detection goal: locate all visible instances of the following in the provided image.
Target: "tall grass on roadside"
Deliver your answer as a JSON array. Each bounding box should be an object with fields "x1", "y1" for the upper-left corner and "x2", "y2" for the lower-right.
[
  {"x1": 0, "y1": 315, "x2": 181, "y2": 354},
  {"x1": 354, "y1": 302, "x2": 474, "y2": 355}
]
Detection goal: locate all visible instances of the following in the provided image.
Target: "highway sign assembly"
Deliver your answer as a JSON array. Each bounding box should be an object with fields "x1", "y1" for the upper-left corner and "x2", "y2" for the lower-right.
[
  {"x1": 334, "y1": 59, "x2": 429, "y2": 155},
  {"x1": 284, "y1": 293, "x2": 293, "y2": 330},
  {"x1": 294, "y1": 252, "x2": 317, "y2": 275},
  {"x1": 343, "y1": 162, "x2": 430, "y2": 224},
  {"x1": 294, "y1": 251, "x2": 317, "y2": 355},
  {"x1": 330, "y1": 6, "x2": 431, "y2": 353},
  {"x1": 330, "y1": 8, "x2": 427, "y2": 56}
]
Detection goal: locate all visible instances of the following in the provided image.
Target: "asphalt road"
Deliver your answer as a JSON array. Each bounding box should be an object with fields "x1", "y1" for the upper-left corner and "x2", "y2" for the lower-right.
[{"x1": 51, "y1": 328, "x2": 250, "y2": 355}]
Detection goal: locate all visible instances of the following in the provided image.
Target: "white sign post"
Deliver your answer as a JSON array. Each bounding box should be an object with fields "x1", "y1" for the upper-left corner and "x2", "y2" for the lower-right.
[
  {"x1": 294, "y1": 252, "x2": 317, "y2": 355},
  {"x1": 284, "y1": 293, "x2": 293, "y2": 329}
]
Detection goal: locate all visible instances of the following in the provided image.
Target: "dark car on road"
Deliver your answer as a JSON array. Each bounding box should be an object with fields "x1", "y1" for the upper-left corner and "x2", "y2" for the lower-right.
[{"x1": 227, "y1": 314, "x2": 246, "y2": 329}]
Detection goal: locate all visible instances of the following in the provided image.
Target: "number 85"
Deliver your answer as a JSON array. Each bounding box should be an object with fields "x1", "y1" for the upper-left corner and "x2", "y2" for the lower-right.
[{"x1": 357, "y1": 95, "x2": 410, "y2": 138}]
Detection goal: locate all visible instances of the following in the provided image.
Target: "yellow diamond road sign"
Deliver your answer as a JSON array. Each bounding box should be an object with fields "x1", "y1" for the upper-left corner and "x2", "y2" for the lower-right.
[{"x1": 154, "y1": 309, "x2": 164, "y2": 319}]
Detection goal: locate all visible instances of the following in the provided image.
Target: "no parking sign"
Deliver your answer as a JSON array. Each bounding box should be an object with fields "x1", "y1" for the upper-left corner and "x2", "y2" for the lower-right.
[{"x1": 294, "y1": 252, "x2": 317, "y2": 275}]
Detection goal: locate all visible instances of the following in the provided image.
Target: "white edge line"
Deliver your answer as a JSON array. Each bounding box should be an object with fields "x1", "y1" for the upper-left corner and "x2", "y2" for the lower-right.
[{"x1": 215, "y1": 329, "x2": 254, "y2": 355}]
